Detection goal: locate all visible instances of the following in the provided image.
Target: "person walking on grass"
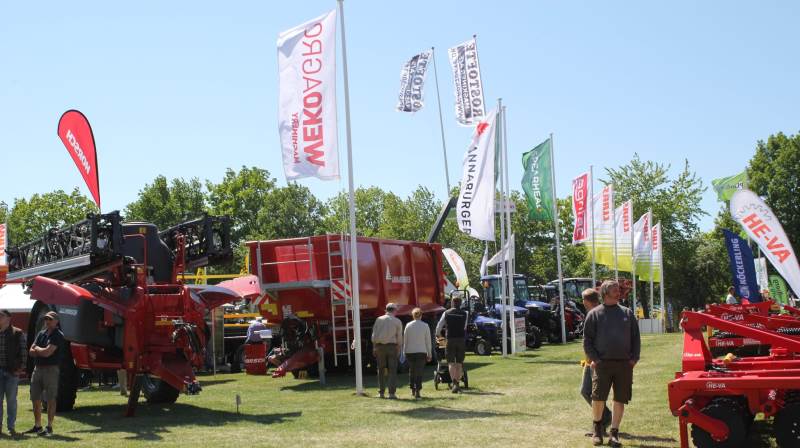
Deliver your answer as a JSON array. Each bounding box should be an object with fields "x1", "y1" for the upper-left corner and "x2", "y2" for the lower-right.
[
  {"x1": 0, "y1": 309, "x2": 26, "y2": 437},
  {"x1": 403, "y1": 308, "x2": 432, "y2": 399},
  {"x1": 371, "y1": 303, "x2": 403, "y2": 399},
  {"x1": 579, "y1": 290, "x2": 611, "y2": 437},
  {"x1": 27, "y1": 311, "x2": 65, "y2": 437},
  {"x1": 583, "y1": 281, "x2": 641, "y2": 447},
  {"x1": 435, "y1": 296, "x2": 468, "y2": 394}
]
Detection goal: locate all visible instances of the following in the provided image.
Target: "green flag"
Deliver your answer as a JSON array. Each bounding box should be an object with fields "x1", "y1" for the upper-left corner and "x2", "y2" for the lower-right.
[
  {"x1": 521, "y1": 138, "x2": 554, "y2": 222},
  {"x1": 769, "y1": 274, "x2": 790, "y2": 304},
  {"x1": 711, "y1": 171, "x2": 747, "y2": 202}
]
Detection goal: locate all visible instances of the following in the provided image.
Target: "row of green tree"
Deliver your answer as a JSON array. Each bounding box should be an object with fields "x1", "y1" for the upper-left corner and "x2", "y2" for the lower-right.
[{"x1": 2, "y1": 132, "x2": 797, "y2": 313}]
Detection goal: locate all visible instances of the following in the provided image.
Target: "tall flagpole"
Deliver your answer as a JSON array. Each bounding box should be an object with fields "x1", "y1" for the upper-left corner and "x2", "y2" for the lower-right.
[
  {"x1": 648, "y1": 210, "x2": 654, "y2": 318},
  {"x1": 430, "y1": 47, "x2": 451, "y2": 194},
  {"x1": 658, "y1": 222, "x2": 665, "y2": 332},
  {"x1": 337, "y1": 0, "x2": 364, "y2": 395},
  {"x1": 497, "y1": 99, "x2": 508, "y2": 357},
  {"x1": 549, "y1": 133, "x2": 567, "y2": 344},
  {"x1": 589, "y1": 165, "x2": 596, "y2": 287},
  {"x1": 612, "y1": 187, "x2": 618, "y2": 281},
  {"x1": 631, "y1": 209, "x2": 637, "y2": 317},
  {"x1": 502, "y1": 105, "x2": 516, "y2": 354}
]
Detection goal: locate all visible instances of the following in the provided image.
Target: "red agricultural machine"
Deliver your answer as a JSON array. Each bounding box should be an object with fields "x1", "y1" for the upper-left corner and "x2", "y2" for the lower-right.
[
  {"x1": 668, "y1": 305, "x2": 800, "y2": 447},
  {"x1": 2, "y1": 212, "x2": 240, "y2": 415},
  {"x1": 240, "y1": 234, "x2": 447, "y2": 377}
]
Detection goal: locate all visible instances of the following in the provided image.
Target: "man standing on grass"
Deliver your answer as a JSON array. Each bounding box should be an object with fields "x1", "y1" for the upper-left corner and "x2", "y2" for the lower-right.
[
  {"x1": 583, "y1": 281, "x2": 641, "y2": 447},
  {"x1": 435, "y1": 296, "x2": 468, "y2": 394},
  {"x1": 0, "y1": 309, "x2": 26, "y2": 437},
  {"x1": 27, "y1": 311, "x2": 65, "y2": 437},
  {"x1": 578, "y1": 290, "x2": 611, "y2": 437},
  {"x1": 371, "y1": 303, "x2": 403, "y2": 399}
]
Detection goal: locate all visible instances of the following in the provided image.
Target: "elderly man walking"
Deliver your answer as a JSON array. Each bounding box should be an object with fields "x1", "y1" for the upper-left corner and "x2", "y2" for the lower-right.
[
  {"x1": 371, "y1": 303, "x2": 403, "y2": 399},
  {"x1": 0, "y1": 309, "x2": 26, "y2": 437},
  {"x1": 583, "y1": 281, "x2": 641, "y2": 447}
]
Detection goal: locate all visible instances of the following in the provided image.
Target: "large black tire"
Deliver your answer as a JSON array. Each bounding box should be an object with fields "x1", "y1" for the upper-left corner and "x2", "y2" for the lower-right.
[
  {"x1": 56, "y1": 341, "x2": 79, "y2": 412},
  {"x1": 141, "y1": 376, "x2": 180, "y2": 404},
  {"x1": 461, "y1": 369, "x2": 469, "y2": 389},
  {"x1": 474, "y1": 338, "x2": 492, "y2": 356},
  {"x1": 527, "y1": 326, "x2": 543, "y2": 349},
  {"x1": 775, "y1": 402, "x2": 800, "y2": 448},
  {"x1": 690, "y1": 399, "x2": 747, "y2": 448}
]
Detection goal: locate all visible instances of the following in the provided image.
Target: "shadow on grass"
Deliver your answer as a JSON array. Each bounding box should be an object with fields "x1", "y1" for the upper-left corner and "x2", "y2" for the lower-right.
[
  {"x1": 384, "y1": 406, "x2": 532, "y2": 420},
  {"x1": 619, "y1": 432, "x2": 676, "y2": 443},
  {"x1": 63, "y1": 403, "x2": 301, "y2": 441},
  {"x1": 196, "y1": 378, "x2": 236, "y2": 387},
  {"x1": 525, "y1": 359, "x2": 579, "y2": 365}
]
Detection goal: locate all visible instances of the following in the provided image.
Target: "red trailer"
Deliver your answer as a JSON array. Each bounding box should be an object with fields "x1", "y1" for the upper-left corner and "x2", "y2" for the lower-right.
[{"x1": 244, "y1": 234, "x2": 446, "y2": 376}]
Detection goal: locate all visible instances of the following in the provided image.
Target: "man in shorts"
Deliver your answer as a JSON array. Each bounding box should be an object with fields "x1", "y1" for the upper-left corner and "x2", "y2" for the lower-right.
[
  {"x1": 583, "y1": 281, "x2": 641, "y2": 447},
  {"x1": 579, "y1": 289, "x2": 611, "y2": 436},
  {"x1": 435, "y1": 296, "x2": 468, "y2": 393},
  {"x1": 27, "y1": 311, "x2": 65, "y2": 437}
]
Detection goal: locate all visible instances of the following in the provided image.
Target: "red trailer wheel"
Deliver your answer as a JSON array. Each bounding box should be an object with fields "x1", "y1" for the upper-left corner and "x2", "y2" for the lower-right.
[{"x1": 690, "y1": 400, "x2": 747, "y2": 448}]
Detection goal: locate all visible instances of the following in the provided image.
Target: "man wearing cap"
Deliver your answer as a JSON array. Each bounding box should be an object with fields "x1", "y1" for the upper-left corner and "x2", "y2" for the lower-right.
[
  {"x1": 436, "y1": 296, "x2": 469, "y2": 393},
  {"x1": 0, "y1": 309, "x2": 26, "y2": 437},
  {"x1": 27, "y1": 311, "x2": 65, "y2": 437},
  {"x1": 371, "y1": 303, "x2": 403, "y2": 399}
]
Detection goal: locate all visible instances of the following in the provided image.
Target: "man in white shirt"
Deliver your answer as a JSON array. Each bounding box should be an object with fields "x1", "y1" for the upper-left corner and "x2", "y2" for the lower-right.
[
  {"x1": 371, "y1": 303, "x2": 403, "y2": 399},
  {"x1": 725, "y1": 287, "x2": 738, "y2": 305}
]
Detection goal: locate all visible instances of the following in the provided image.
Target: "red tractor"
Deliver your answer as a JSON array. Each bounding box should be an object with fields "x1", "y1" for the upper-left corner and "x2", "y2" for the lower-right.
[
  {"x1": 668, "y1": 308, "x2": 800, "y2": 447},
  {"x1": 3, "y1": 212, "x2": 241, "y2": 415}
]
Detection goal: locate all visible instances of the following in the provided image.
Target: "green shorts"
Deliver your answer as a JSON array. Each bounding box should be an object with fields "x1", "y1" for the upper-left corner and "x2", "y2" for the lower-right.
[
  {"x1": 30, "y1": 366, "x2": 59, "y2": 402},
  {"x1": 591, "y1": 360, "x2": 633, "y2": 404}
]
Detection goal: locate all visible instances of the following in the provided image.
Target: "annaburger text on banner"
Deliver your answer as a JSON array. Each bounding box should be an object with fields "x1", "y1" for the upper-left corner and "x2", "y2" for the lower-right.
[{"x1": 278, "y1": 10, "x2": 339, "y2": 181}]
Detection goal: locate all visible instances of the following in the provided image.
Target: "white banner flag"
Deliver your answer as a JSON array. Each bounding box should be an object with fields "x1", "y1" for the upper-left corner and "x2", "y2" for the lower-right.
[
  {"x1": 731, "y1": 189, "x2": 800, "y2": 297},
  {"x1": 650, "y1": 222, "x2": 662, "y2": 283},
  {"x1": 277, "y1": 10, "x2": 339, "y2": 181},
  {"x1": 396, "y1": 50, "x2": 432, "y2": 113},
  {"x1": 456, "y1": 109, "x2": 497, "y2": 240},
  {"x1": 442, "y1": 248, "x2": 469, "y2": 289},
  {"x1": 633, "y1": 211, "x2": 652, "y2": 278},
  {"x1": 488, "y1": 234, "x2": 515, "y2": 267},
  {"x1": 448, "y1": 38, "x2": 485, "y2": 126},
  {"x1": 592, "y1": 184, "x2": 615, "y2": 267},
  {"x1": 614, "y1": 200, "x2": 634, "y2": 272}
]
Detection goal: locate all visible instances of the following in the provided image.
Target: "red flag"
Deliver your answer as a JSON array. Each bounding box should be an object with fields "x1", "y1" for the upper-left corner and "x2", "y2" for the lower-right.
[
  {"x1": 57, "y1": 110, "x2": 100, "y2": 209},
  {"x1": 572, "y1": 171, "x2": 591, "y2": 244}
]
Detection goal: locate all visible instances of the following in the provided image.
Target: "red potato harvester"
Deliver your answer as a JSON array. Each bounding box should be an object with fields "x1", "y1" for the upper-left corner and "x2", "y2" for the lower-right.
[
  {"x1": 668, "y1": 309, "x2": 800, "y2": 447},
  {"x1": 2, "y1": 212, "x2": 243, "y2": 416}
]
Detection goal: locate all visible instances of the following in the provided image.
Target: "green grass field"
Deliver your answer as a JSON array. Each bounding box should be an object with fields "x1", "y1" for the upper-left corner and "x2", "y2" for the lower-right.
[{"x1": 0, "y1": 333, "x2": 778, "y2": 447}]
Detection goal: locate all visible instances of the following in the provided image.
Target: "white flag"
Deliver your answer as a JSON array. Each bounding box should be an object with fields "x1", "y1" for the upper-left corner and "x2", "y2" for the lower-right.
[
  {"x1": 731, "y1": 189, "x2": 800, "y2": 297},
  {"x1": 650, "y1": 222, "x2": 663, "y2": 283},
  {"x1": 488, "y1": 234, "x2": 515, "y2": 267},
  {"x1": 448, "y1": 38, "x2": 486, "y2": 126},
  {"x1": 633, "y1": 211, "x2": 652, "y2": 278},
  {"x1": 456, "y1": 109, "x2": 497, "y2": 240},
  {"x1": 442, "y1": 248, "x2": 469, "y2": 289},
  {"x1": 396, "y1": 50, "x2": 432, "y2": 113},
  {"x1": 479, "y1": 243, "x2": 489, "y2": 277},
  {"x1": 592, "y1": 184, "x2": 615, "y2": 267},
  {"x1": 614, "y1": 200, "x2": 633, "y2": 272},
  {"x1": 277, "y1": 10, "x2": 339, "y2": 181}
]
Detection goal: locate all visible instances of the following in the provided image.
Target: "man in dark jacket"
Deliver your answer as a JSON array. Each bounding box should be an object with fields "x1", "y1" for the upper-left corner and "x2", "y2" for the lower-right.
[
  {"x1": 0, "y1": 309, "x2": 26, "y2": 437},
  {"x1": 435, "y1": 296, "x2": 469, "y2": 393},
  {"x1": 583, "y1": 281, "x2": 641, "y2": 447}
]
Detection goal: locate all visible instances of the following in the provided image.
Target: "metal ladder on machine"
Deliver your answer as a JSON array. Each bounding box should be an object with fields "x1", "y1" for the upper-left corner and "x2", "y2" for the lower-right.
[{"x1": 328, "y1": 234, "x2": 353, "y2": 367}]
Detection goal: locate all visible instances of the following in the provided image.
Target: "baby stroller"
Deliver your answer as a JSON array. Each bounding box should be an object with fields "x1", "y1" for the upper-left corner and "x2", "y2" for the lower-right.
[{"x1": 433, "y1": 338, "x2": 469, "y2": 390}]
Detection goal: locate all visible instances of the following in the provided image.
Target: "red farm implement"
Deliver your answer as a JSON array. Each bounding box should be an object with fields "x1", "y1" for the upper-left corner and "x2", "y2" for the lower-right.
[
  {"x1": 668, "y1": 309, "x2": 800, "y2": 447},
  {"x1": 2, "y1": 212, "x2": 240, "y2": 416}
]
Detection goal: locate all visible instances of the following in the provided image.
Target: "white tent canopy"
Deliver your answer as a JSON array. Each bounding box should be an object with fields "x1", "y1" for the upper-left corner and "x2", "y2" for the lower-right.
[{"x1": 0, "y1": 284, "x2": 34, "y2": 313}]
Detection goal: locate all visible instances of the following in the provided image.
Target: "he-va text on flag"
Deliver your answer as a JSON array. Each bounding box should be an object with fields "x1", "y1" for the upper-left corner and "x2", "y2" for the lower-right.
[
  {"x1": 456, "y1": 109, "x2": 497, "y2": 241},
  {"x1": 730, "y1": 189, "x2": 800, "y2": 298},
  {"x1": 592, "y1": 184, "x2": 615, "y2": 267},
  {"x1": 278, "y1": 10, "x2": 339, "y2": 181},
  {"x1": 396, "y1": 50, "x2": 432, "y2": 113},
  {"x1": 521, "y1": 138, "x2": 554, "y2": 222},
  {"x1": 614, "y1": 200, "x2": 634, "y2": 272},
  {"x1": 448, "y1": 38, "x2": 485, "y2": 126}
]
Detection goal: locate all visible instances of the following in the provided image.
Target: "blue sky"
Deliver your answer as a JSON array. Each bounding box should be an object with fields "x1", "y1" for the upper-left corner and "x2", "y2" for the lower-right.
[{"x1": 1, "y1": 1, "x2": 798, "y2": 230}]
